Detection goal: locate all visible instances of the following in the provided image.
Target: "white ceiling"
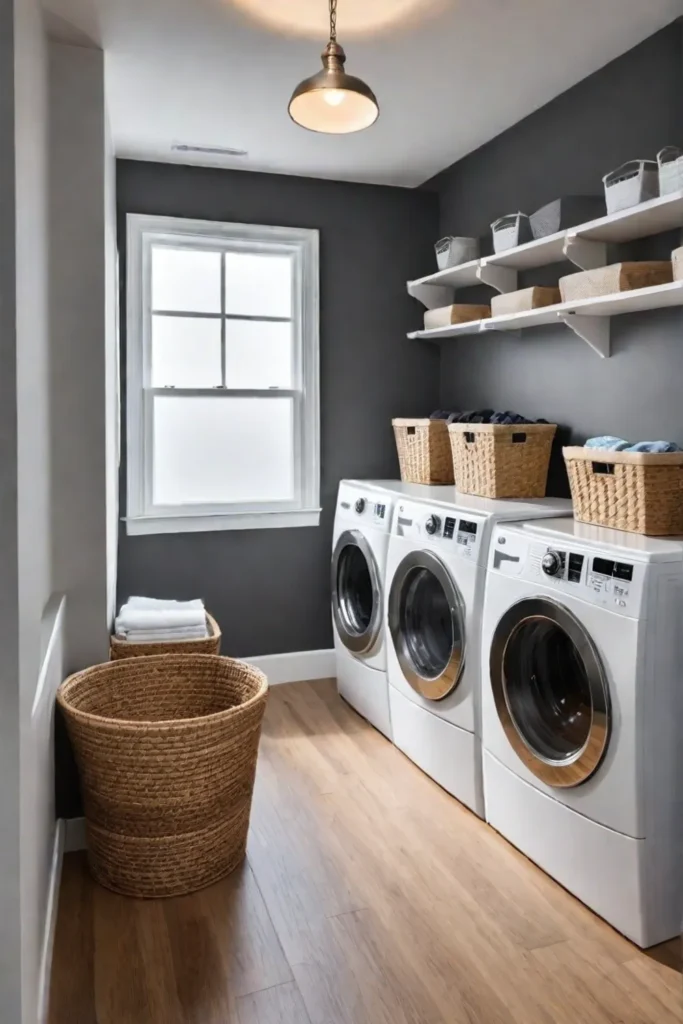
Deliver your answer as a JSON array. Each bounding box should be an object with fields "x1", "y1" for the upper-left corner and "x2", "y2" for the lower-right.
[{"x1": 45, "y1": 0, "x2": 683, "y2": 187}]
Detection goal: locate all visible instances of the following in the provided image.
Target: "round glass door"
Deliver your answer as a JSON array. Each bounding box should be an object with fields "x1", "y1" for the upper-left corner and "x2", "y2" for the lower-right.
[
  {"x1": 331, "y1": 531, "x2": 382, "y2": 656},
  {"x1": 490, "y1": 598, "x2": 610, "y2": 788},
  {"x1": 388, "y1": 550, "x2": 466, "y2": 700}
]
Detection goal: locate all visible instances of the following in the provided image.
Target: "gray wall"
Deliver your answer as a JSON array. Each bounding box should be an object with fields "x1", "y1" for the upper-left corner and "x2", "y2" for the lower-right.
[
  {"x1": 116, "y1": 160, "x2": 439, "y2": 656},
  {"x1": 427, "y1": 20, "x2": 683, "y2": 496}
]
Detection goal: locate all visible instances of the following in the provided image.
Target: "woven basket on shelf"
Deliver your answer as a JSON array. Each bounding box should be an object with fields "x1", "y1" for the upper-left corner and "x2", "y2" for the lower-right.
[
  {"x1": 672, "y1": 246, "x2": 683, "y2": 282},
  {"x1": 559, "y1": 262, "x2": 672, "y2": 302},
  {"x1": 57, "y1": 654, "x2": 268, "y2": 898},
  {"x1": 110, "y1": 612, "x2": 221, "y2": 660},
  {"x1": 448, "y1": 423, "x2": 557, "y2": 499},
  {"x1": 564, "y1": 447, "x2": 683, "y2": 535},
  {"x1": 393, "y1": 418, "x2": 454, "y2": 485}
]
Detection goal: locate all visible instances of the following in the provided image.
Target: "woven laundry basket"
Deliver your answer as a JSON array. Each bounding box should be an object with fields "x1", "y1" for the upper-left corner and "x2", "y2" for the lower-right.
[
  {"x1": 57, "y1": 654, "x2": 268, "y2": 898},
  {"x1": 110, "y1": 612, "x2": 221, "y2": 660},
  {"x1": 393, "y1": 418, "x2": 454, "y2": 485},
  {"x1": 564, "y1": 447, "x2": 683, "y2": 535},
  {"x1": 559, "y1": 262, "x2": 672, "y2": 303},
  {"x1": 672, "y1": 246, "x2": 683, "y2": 282},
  {"x1": 449, "y1": 423, "x2": 557, "y2": 499},
  {"x1": 491, "y1": 287, "x2": 561, "y2": 318},
  {"x1": 423, "y1": 304, "x2": 491, "y2": 330}
]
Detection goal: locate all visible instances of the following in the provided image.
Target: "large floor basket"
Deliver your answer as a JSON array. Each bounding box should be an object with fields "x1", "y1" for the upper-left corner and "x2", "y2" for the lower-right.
[{"x1": 57, "y1": 654, "x2": 268, "y2": 897}]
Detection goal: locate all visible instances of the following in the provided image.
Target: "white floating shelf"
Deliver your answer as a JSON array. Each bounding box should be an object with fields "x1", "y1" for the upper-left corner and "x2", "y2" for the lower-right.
[
  {"x1": 407, "y1": 280, "x2": 683, "y2": 359},
  {"x1": 407, "y1": 190, "x2": 683, "y2": 309}
]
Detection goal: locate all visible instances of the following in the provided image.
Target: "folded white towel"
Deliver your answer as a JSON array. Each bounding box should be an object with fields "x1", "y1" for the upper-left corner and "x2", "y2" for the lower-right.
[
  {"x1": 121, "y1": 622, "x2": 208, "y2": 638},
  {"x1": 115, "y1": 607, "x2": 206, "y2": 634},
  {"x1": 127, "y1": 596, "x2": 205, "y2": 612}
]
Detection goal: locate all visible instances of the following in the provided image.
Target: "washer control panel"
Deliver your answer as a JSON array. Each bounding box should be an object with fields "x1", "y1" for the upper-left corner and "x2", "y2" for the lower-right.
[
  {"x1": 489, "y1": 527, "x2": 645, "y2": 616},
  {"x1": 393, "y1": 502, "x2": 485, "y2": 562}
]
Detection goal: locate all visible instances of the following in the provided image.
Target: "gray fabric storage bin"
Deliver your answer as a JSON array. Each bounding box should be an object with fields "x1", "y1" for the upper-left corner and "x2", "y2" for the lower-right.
[{"x1": 530, "y1": 196, "x2": 605, "y2": 239}]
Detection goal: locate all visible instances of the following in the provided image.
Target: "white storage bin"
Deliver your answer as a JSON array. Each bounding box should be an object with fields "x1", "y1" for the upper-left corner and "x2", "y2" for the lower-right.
[
  {"x1": 434, "y1": 236, "x2": 479, "y2": 270},
  {"x1": 602, "y1": 160, "x2": 658, "y2": 215},
  {"x1": 657, "y1": 148, "x2": 683, "y2": 197},
  {"x1": 491, "y1": 213, "x2": 532, "y2": 254}
]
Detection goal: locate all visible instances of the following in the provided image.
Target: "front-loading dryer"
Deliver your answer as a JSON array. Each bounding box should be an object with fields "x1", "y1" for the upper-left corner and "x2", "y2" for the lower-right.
[
  {"x1": 481, "y1": 517, "x2": 683, "y2": 946},
  {"x1": 385, "y1": 493, "x2": 572, "y2": 817},
  {"x1": 332, "y1": 480, "x2": 395, "y2": 738}
]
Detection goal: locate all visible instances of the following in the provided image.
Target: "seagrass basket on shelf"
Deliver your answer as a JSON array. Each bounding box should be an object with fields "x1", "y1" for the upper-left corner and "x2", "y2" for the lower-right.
[
  {"x1": 57, "y1": 653, "x2": 268, "y2": 898},
  {"x1": 564, "y1": 447, "x2": 683, "y2": 535},
  {"x1": 448, "y1": 423, "x2": 557, "y2": 499},
  {"x1": 393, "y1": 418, "x2": 455, "y2": 485},
  {"x1": 110, "y1": 612, "x2": 221, "y2": 660}
]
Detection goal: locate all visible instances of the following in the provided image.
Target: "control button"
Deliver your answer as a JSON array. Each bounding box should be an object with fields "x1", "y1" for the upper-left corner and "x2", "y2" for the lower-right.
[
  {"x1": 354, "y1": 498, "x2": 366, "y2": 515},
  {"x1": 542, "y1": 550, "x2": 564, "y2": 577},
  {"x1": 425, "y1": 514, "x2": 441, "y2": 536}
]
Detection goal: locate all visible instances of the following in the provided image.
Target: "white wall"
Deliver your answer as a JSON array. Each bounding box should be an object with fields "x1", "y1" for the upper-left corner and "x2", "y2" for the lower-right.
[
  {"x1": 49, "y1": 40, "x2": 114, "y2": 671},
  {"x1": 13, "y1": 1, "x2": 66, "y2": 1022}
]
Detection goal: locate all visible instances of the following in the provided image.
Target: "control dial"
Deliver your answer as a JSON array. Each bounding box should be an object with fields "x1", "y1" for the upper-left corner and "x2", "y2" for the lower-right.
[
  {"x1": 354, "y1": 498, "x2": 366, "y2": 515},
  {"x1": 425, "y1": 514, "x2": 441, "y2": 536},
  {"x1": 542, "y1": 550, "x2": 563, "y2": 577}
]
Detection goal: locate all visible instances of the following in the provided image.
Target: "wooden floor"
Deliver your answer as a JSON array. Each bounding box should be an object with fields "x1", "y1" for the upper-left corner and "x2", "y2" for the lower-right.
[{"x1": 49, "y1": 679, "x2": 682, "y2": 1024}]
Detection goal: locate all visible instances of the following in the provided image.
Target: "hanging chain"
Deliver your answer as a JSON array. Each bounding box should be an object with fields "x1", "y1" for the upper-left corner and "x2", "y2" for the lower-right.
[{"x1": 329, "y1": 0, "x2": 337, "y2": 41}]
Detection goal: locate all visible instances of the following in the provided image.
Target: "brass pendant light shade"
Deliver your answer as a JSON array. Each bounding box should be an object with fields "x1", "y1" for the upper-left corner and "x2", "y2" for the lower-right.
[{"x1": 288, "y1": 1, "x2": 379, "y2": 135}]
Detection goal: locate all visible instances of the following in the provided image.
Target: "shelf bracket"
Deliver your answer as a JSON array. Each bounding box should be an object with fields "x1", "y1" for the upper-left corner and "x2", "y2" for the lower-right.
[
  {"x1": 563, "y1": 235, "x2": 607, "y2": 271},
  {"x1": 407, "y1": 282, "x2": 455, "y2": 310},
  {"x1": 559, "y1": 312, "x2": 611, "y2": 358},
  {"x1": 480, "y1": 321, "x2": 521, "y2": 339},
  {"x1": 476, "y1": 263, "x2": 518, "y2": 294}
]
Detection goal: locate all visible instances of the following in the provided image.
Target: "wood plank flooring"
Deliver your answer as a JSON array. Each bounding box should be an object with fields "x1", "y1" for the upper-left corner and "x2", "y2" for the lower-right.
[{"x1": 49, "y1": 679, "x2": 682, "y2": 1024}]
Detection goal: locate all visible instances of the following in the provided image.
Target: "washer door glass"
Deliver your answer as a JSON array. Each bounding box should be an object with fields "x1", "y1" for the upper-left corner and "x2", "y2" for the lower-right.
[
  {"x1": 490, "y1": 598, "x2": 610, "y2": 788},
  {"x1": 331, "y1": 531, "x2": 382, "y2": 656},
  {"x1": 389, "y1": 550, "x2": 466, "y2": 701}
]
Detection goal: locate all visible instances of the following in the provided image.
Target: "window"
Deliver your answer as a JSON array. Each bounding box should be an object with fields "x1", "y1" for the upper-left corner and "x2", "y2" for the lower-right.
[{"x1": 125, "y1": 214, "x2": 320, "y2": 534}]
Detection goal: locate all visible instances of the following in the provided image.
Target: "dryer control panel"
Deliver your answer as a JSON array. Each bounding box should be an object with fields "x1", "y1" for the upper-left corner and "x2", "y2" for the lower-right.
[
  {"x1": 392, "y1": 502, "x2": 487, "y2": 563},
  {"x1": 489, "y1": 527, "x2": 646, "y2": 616}
]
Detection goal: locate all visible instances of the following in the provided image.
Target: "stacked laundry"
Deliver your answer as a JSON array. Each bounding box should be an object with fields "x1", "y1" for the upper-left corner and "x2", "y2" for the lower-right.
[
  {"x1": 585, "y1": 436, "x2": 681, "y2": 453},
  {"x1": 430, "y1": 409, "x2": 550, "y2": 425},
  {"x1": 115, "y1": 596, "x2": 208, "y2": 643}
]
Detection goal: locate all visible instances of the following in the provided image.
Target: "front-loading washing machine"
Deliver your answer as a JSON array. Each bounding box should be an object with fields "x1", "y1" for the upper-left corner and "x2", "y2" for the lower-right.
[
  {"x1": 481, "y1": 517, "x2": 683, "y2": 946},
  {"x1": 332, "y1": 480, "x2": 396, "y2": 739},
  {"x1": 385, "y1": 493, "x2": 572, "y2": 817}
]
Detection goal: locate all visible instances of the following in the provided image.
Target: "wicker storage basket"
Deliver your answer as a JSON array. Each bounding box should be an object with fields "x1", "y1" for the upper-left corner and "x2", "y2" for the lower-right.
[
  {"x1": 658, "y1": 147, "x2": 683, "y2": 197},
  {"x1": 603, "y1": 160, "x2": 659, "y2": 215},
  {"x1": 57, "y1": 654, "x2": 268, "y2": 897},
  {"x1": 434, "y1": 236, "x2": 479, "y2": 270},
  {"x1": 424, "y1": 304, "x2": 491, "y2": 330},
  {"x1": 491, "y1": 287, "x2": 561, "y2": 318},
  {"x1": 393, "y1": 418, "x2": 454, "y2": 485},
  {"x1": 448, "y1": 423, "x2": 557, "y2": 499},
  {"x1": 110, "y1": 612, "x2": 221, "y2": 660},
  {"x1": 491, "y1": 213, "x2": 533, "y2": 253},
  {"x1": 564, "y1": 447, "x2": 683, "y2": 536},
  {"x1": 559, "y1": 262, "x2": 672, "y2": 303}
]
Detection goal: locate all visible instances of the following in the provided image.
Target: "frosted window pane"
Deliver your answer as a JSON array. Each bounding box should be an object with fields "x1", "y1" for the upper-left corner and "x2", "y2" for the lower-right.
[
  {"x1": 225, "y1": 320, "x2": 293, "y2": 389},
  {"x1": 152, "y1": 247, "x2": 221, "y2": 313},
  {"x1": 224, "y1": 252, "x2": 292, "y2": 318},
  {"x1": 153, "y1": 396, "x2": 294, "y2": 505},
  {"x1": 151, "y1": 317, "x2": 222, "y2": 387}
]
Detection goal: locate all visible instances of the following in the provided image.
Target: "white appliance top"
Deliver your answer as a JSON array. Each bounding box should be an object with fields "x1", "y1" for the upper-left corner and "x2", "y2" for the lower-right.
[
  {"x1": 365, "y1": 480, "x2": 573, "y2": 521},
  {"x1": 510, "y1": 517, "x2": 683, "y2": 563}
]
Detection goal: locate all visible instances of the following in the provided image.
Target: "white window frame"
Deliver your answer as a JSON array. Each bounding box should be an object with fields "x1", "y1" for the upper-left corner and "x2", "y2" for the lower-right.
[{"x1": 125, "y1": 214, "x2": 320, "y2": 535}]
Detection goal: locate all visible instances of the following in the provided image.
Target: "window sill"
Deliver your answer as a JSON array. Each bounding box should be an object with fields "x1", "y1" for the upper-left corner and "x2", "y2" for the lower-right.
[{"x1": 125, "y1": 508, "x2": 322, "y2": 536}]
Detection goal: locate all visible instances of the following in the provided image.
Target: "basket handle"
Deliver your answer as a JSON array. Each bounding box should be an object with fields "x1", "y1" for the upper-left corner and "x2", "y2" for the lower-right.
[
  {"x1": 464, "y1": 432, "x2": 476, "y2": 444},
  {"x1": 603, "y1": 160, "x2": 653, "y2": 186},
  {"x1": 658, "y1": 146, "x2": 682, "y2": 167},
  {"x1": 407, "y1": 426, "x2": 416, "y2": 435},
  {"x1": 491, "y1": 214, "x2": 521, "y2": 232},
  {"x1": 591, "y1": 462, "x2": 615, "y2": 476},
  {"x1": 512, "y1": 432, "x2": 527, "y2": 444},
  {"x1": 434, "y1": 237, "x2": 452, "y2": 252}
]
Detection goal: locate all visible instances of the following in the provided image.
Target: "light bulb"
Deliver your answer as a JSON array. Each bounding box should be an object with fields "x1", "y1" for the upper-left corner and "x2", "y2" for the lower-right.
[{"x1": 323, "y1": 89, "x2": 346, "y2": 107}]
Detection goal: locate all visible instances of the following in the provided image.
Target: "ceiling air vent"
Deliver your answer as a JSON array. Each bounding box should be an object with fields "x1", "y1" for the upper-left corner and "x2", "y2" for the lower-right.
[{"x1": 172, "y1": 143, "x2": 248, "y2": 157}]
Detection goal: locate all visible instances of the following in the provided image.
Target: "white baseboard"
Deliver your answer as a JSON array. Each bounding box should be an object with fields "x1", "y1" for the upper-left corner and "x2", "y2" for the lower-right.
[
  {"x1": 245, "y1": 648, "x2": 335, "y2": 685},
  {"x1": 37, "y1": 820, "x2": 65, "y2": 1024},
  {"x1": 64, "y1": 816, "x2": 87, "y2": 853}
]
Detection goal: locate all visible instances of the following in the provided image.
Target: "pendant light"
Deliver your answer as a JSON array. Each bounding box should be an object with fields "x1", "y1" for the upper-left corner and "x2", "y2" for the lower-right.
[{"x1": 288, "y1": 0, "x2": 379, "y2": 135}]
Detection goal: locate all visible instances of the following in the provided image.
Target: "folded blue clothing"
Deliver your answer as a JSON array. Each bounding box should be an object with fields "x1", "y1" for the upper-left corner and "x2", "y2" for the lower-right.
[{"x1": 585, "y1": 436, "x2": 681, "y2": 453}]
